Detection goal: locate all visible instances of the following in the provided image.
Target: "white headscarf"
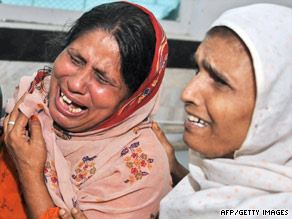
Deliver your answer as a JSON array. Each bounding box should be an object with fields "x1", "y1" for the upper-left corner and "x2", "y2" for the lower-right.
[{"x1": 160, "y1": 4, "x2": 292, "y2": 219}]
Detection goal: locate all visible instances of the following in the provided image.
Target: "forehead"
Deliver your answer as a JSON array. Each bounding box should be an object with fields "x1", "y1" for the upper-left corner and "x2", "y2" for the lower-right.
[
  {"x1": 197, "y1": 33, "x2": 255, "y2": 85},
  {"x1": 195, "y1": 33, "x2": 248, "y2": 63},
  {"x1": 71, "y1": 30, "x2": 121, "y2": 64},
  {"x1": 74, "y1": 29, "x2": 117, "y2": 48}
]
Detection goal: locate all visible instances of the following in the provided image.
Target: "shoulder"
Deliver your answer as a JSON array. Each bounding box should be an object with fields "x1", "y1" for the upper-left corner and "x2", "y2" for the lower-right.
[
  {"x1": 120, "y1": 127, "x2": 171, "y2": 185},
  {"x1": 123, "y1": 127, "x2": 169, "y2": 165}
]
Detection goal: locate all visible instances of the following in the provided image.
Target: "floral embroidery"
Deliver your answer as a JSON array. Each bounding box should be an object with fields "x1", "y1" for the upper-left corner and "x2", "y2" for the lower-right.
[
  {"x1": 96, "y1": 199, "x2": 104, "y2": 203},
  {"x1": 44, "y1": 95, "x2": 49, "y2": 104},
  {"x1": 71, "y1": 155, "x2": 97, "y2": 188},
  {"x1": 44, "y1": 161, "x2": 58, "y2": 189},
  {"x1": 35, "y1": 83, "x2": 44, "y2": 94},
  {"x1": 138, "y1": 88, "x2": 150, "y2": 104},
  {"x1": 151, "y1": 78, "x2": 158, "y2": 87},
  {"x1": 133, "y1": 126, "x2": 141, "y2": 134},
  {"x1": 37, "y1": 103, "x2": 46, "y2": 114},
  {"x1": 28, "y1": 68, "x2": 50, "y2": 94},
  {"x1": 54, "y1": 128, "x2": 72, "y2": 140},
  {"x1": 121, "y1": 142, "x2": 154, "y2": 184},
  {"x1": 72, "y1": 198, "x2": 77, "y2": 208}
]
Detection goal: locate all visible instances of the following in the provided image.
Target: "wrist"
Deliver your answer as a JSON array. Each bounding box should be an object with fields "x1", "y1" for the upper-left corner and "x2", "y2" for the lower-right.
[
  {"x1": 169, "y1": 156, "x2": 180, "y2": 175},
  {"x1": 18, "y1": 168, "x2": 44, "y2": 186}
]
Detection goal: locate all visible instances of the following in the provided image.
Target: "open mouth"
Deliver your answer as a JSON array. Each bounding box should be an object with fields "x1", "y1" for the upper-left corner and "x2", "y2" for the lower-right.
[
  {"x1": 187, "y1": 114, "x2": 209, "y2": 128},
  {"x1": 59, "y1": 91, "x2": 87, "y2": 113}
]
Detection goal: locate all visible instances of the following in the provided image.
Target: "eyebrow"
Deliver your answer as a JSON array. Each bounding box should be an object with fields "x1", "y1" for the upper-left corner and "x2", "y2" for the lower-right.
[
  {"x1": 93, "y1": 67, "x2": 116, "y2": 84},
  {"x1": 202, "y1": 59, "x2": 231, "y2": 85},
  {"x1": 95, "y1": 67, "x2": 121, "y2": 88},
  {"x1": 68, "y1": 48, "x2": 119, "y2": 87},
  {"x1": 68, "y1": 48, "x2": 87, "y2": 64}
]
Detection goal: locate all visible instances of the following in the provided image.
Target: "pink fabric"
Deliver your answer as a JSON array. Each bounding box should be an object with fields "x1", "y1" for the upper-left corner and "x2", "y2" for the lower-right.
[{"x1": 5, "y1": 2, "x2": 171, "y2": 218}]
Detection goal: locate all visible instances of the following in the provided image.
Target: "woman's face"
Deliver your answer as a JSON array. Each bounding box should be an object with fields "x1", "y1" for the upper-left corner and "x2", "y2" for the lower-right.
[
  {"x1": 48, "y1": 29, "x2": 130, "y2": 132},
  {"x1": 181, "y1": 33, "x2": 256, "y2": 158}
]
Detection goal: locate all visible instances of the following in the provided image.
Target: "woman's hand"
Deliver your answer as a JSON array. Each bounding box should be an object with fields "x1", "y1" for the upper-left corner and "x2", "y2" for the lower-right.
[
  {"x1": 3, "y1": 94, "x2": 55, "y2": 219},
  {"x1": 152, "y1": 122, "x2": 176, "y2": 170},
  {"x1": 152, "y1": 122, "x2": 189, "y2": 186},
  {"x1": 59, "y1": 208, "x2": 88, "y2": 219},
  {"x1": 3, "y1": 94, "x2": 46, "y2": 177}
]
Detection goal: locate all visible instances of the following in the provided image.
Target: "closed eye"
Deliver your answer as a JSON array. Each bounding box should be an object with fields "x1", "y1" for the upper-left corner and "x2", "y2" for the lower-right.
[
  {"x1": 67, "y1": 49, "x2": 86, "y2": 66},
  {"x1": 202, "y1": 60, "x2": 231, "y2": 88},
  {"x1": 70, "y1": 55, "x2": 82, "y2": 66},
  {"x1": 94, "y1": 72, "x2": 110, "y2": 85},
  {"x1": 211, "y1": 73, "x2": 228, "y2": 86}
]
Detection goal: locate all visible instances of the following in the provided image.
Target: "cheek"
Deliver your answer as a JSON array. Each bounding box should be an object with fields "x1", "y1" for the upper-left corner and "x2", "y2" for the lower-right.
[
  {"x1": 207, "y1": 94, "x2": 230, "y2": 123},
  {"x1": 53, "y1": 55, "x2": 72, "y2": 78},
  {"x1": 213, "y1": 99, "x2": 253, "y2": 151},
  {"x1": 89, "y1": 86, "x2": 117, "y2": 108},
  {"x1": 88, "y1": 84, "x2": 129, "y2": 110},
  {"x1": 48, "y1": 75, "x2": 58, "y2": 98},
  {"x1": 95, "y1": 87, "x2": 106, "y2": 95}
]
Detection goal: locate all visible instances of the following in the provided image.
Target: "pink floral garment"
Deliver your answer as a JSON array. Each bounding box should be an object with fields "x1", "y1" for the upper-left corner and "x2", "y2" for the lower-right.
[{"x1": 5, "y1": 2, "x2": 172, "y2": 218}]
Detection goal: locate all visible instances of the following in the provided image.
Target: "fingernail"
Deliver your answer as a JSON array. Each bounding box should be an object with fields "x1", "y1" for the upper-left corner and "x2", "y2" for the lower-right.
[
  {"x1": 31, "y1": 115, "x2": 38, "y2": 121},
  {"x1": 72, "y1": 208, "x2": 78, "y2": 214},
  {"x1": 59, "y1": 209, "x2": 65, "y2": 216},
  {"x1": 152, "y1": 122, "x2": 159, "y2": 130}
]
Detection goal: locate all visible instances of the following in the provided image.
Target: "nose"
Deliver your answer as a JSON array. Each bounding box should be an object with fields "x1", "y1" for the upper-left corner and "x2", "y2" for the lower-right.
[
  {"x1": 67, "y1": 68, "x2": 91, "y2": 95},
  {"x1": 181, "y1": 73, "x2": 206, "y2": 106}
]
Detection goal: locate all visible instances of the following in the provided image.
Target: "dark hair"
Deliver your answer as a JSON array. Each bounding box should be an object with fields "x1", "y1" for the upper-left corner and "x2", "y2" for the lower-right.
[
  {"x1": 47, "y1": 2, "x2": 156, "y2": 95},
  {"x1": 206, "y1": 26, "x2": 236, "y2": 38}
]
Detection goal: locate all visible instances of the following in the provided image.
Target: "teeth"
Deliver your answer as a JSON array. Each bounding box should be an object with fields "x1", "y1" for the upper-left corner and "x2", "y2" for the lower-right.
[
  {"x1": 196, "y1": 123, "x2": 205, "y2": 128},
  {"x1": 60, "y1": 91, "x2": 82, "y2": 113},
  {"x1": 188, "y1": 115, "x2": 199, "y2": 123},
  {"x1": 61, "y1": 92, "x2": 72, "y2": 104},
  {"x1": 187, "y1": 114, "x2": 209, "y2": 127},
  {"x1": 59, "y1": 96, "x2": 65, "y2": 106},
  {"x1": 69, "y1": 107, "x2": 82, "y2": 113},
  {"x1": 199, "y1": 119, "x2": 205, "y2": 124}
]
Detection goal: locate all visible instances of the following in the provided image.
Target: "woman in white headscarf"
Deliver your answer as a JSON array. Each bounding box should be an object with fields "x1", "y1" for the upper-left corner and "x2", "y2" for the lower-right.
[{"x1": 155, "y1": 3, "x2": 292, "y2": 218}]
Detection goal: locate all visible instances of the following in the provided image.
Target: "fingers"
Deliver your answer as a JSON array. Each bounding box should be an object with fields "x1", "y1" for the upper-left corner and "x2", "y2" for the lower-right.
[
  {"x1": 29, "y1": 115, "x2": 45, "y2": 146},
  {"x1": 4, "y1": 93, "x2": 27, "y2": 133},
  {"x1": 152, "y1": 122, "x2": 171, "y2": 146},
  {"x1": 59, "y1": 208, "x2": 87, "y2": 219},
  {"x1": 5, "y1": 108, "x2": 19, "y2": 134},
  {"x1": 71, "y1": 208, "x2": 87, "y2": 219},
  {"x1": 152, "y1": 121, "x2": 176, "y2": 172},
  {"x1": 59, "y1": 208, "x2": 73, "y2": 219},
  {"x1": 13, "y1": 111, "x2": 29, "y2": 137},
  {"x1": 3, "y1": 113, "x2": 10, "y2": 134}
]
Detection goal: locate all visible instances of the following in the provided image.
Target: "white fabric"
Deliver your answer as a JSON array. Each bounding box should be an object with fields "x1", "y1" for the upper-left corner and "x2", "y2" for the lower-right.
[{"x1": 160, "y1": 4, "x2": 292, "y2": 219}]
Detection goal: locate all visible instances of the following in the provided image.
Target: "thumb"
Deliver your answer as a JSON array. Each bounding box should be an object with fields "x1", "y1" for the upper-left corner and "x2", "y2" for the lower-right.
[
  {"x1": 152, "y1": 122, "x2": 170, "y2": 146},
  {"x1": 152, "y1": 122, "x2": 168, "y2": 142}
]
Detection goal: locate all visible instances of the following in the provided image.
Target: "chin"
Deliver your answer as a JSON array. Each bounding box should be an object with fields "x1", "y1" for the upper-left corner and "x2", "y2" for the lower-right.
[
  {"x1": 183, "y1": 133, "x2": 202, "y2": 154},
  {"x1": 183, "y1": 133, "x2": 221, "y2": 158}
]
